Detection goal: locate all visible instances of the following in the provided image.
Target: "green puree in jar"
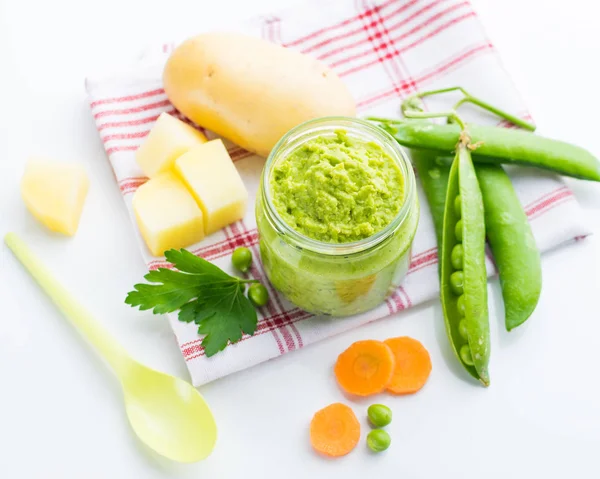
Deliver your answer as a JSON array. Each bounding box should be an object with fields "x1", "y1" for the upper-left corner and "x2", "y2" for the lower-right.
[
  {"x1": 256, "y1": 121, "x2": 419, "y2": 317},
  {"x1": 270, "y1": 131, "x2": 405, "y2": 243}
]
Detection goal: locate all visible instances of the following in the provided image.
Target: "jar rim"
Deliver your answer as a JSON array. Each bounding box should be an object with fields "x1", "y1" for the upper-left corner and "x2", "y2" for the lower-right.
[{"x1": 261, "y1": 116, "x2": 417, "y2": 256}]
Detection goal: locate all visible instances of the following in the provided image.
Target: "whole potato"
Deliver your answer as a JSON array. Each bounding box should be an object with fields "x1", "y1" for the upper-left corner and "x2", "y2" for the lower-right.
[{"x1": 163, "y1": 33, "x2": 356, "y2": 158}]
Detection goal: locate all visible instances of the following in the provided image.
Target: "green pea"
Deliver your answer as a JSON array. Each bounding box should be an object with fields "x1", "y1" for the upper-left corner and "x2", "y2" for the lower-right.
[
  {"x1": 232, "y1": 247, "x2": 252, "y2": 273},
  {"x1": 449, "y1": 271, "x2": 464, "y2": 295},
  {"x1": 456, "y1": 294, "x2": 466, "y2": 315},
  {"x1": 455, "y1": 219, "x2": 463, "y2": 242},
  {"x1": 458, "y1": 319, "x2": 469, "y2": 340},
  {"x1": 451, "y1": 244, "x2": 463, "y2": 270},
  {"x1": 248, "y1": 283, "x2": 269, "y2": 307},
  {"x1": 460, "y1": 345, "x2": 474, "y2": 366},
  {"x1": 367, "y1": 404, "x2": 392, "y2": 428},
  {"x1": 454, "y1": 195, "x2": 462, "y2": 216},
  {"x1": 367, "y1": 429, "x2": 391, "y2": 453}
]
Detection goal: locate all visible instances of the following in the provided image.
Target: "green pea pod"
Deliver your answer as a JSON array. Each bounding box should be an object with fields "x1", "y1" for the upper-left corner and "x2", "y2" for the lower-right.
[
  {"x1": 441, "y1": 143, "x2": 490, "y2": 386},
  {"x1": 390, "y1": 122, "x2": 600, "y2": 181},
  {"x1": 410, "y1": 150, "x2": 450, "y2": 247},
  {"x1": 475, "y1": 164, "x2": 542, "y2": 330}
]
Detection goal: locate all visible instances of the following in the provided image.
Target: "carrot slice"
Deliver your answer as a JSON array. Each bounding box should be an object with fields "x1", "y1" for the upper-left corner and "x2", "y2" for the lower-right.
[
  {"x1": 334, "y1": 340, "x2": 395, "y2": 396},
  {"x1": 310, "y1": 403, "x2": 360, "y2": 457},
  {"x1": 384, "y1": 336, "x2": 432, "y2": 394}
]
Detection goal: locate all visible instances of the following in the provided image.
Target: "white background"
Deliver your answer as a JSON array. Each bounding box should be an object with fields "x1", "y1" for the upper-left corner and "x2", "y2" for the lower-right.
[{"x1": 1, "y1": 0, "x2": 599, "y2": 477}]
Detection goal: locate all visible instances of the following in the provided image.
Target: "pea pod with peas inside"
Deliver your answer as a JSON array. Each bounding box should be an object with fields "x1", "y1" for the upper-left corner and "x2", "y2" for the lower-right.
[
  {"x1": 372, "y1": 87, "x2": 576, "y2": 384},
  {"x1": 413, "y1": 151, "x2": 542, "y2": 331},
  {"x1": 403, "y1": 110, "x2": 543, "y2": 332},
  {"x1": 440, "y1": 140, "x2": 490, "y2": 385}
]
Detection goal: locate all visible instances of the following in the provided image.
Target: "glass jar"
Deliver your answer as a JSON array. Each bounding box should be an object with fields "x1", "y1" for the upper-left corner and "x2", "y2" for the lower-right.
[{"x1": 255, "y1": 117, "x2": 419, "y2": 316}]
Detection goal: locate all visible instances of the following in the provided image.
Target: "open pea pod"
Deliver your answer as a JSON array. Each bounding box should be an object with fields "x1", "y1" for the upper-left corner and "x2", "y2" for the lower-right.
[{"x1": 441, "y1": 143, "x2": 490, "y2": 386}]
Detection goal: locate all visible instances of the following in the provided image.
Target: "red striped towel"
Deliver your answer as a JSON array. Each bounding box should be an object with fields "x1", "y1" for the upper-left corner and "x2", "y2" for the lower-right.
[{"x1": 85, "y1": 0, "x2": 590, "y2": 386}]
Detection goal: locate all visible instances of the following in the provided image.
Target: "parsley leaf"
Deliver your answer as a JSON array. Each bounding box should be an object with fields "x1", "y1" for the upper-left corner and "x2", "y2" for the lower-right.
[
  {"x1": 125, "y1": 248, "x2": 259, "y2": 357},
  {"x1": 165, "y1": 249, "x2": 230, "y2": 280}
]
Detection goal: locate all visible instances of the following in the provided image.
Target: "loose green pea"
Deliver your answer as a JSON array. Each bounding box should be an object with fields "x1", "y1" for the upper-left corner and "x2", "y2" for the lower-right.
[
  {"x1": 449, "y1": 271, "x2": 464, "y2": 295},
  {"x1": 455, "y1": 219, "x2": 463, "y2": 242},
  {"x1": 367, "y1": 404, "x2": 392, "y2": 428},
  {"x1": 454, "y1": 195, "x2": 462, "y2": 216},
  {"x1": 458, "y1": 319, "x2": 469, "y2": 340},
  {"x1": 248, "y1": 283, "x2": 269, "y2": 307},
  {"x1": 367, "y1": 429, "x2": 391, "y2": 453},
  {"x1": 456, "y1": 294, "x2": 466, "y2": 315},
  {"x1": 232, "y1": 247, "x2": 252, "y2": 273},
  {"x1": 460, "y1": 344, "x2": 474, "y2": 366},
  {"x1": 451, "y1": 244, "x2": 463, "y2": 270}
]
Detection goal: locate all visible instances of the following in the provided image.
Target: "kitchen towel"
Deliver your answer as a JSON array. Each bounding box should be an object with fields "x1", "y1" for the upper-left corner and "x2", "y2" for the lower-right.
[{"x1": 85, "y1": 0, "x2": 591, "y2": 386}]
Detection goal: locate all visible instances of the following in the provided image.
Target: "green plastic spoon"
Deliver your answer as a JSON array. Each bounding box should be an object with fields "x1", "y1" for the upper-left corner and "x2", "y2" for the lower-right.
[{"x1": 4, "y1": 232, "x2": 217, "y2": 463}]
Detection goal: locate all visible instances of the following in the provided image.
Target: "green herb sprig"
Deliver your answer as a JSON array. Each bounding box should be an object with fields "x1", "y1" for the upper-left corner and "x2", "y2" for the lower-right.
[{"x1": 125, "y1": 248, "x2": 259, "y2": 357}]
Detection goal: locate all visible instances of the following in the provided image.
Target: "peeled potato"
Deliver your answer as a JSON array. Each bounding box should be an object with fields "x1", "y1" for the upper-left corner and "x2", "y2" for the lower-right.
[
  {"x1": 21, "y1": 159, "x2": 89, "y2": 236},
  {"x1": 163, "y1": 32, "x2": 356, "y2": 157},
  {"x1": 135, "y1": 112, "x2": 207, "y2": 178}
]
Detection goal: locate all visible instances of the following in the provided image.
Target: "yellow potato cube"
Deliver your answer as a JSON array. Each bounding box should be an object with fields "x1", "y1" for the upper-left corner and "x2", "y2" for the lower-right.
[
  {"x1": 135, "y1": 112, "x2": 207, "y2": 178},
  {"x1": 175, "y1": 140, "x2": 248, "y2": 235},
  {"x1": 132, "y1": 172, "x2": 205, "y2": 256},
  {"x1": 21, "y1": 159, "x2": 90, "y2": 236}
]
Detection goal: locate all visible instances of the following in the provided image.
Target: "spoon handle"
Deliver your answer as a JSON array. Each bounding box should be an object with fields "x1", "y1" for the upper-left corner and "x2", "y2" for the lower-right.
[{"x1": 5, "y1": 232, "x2": 131, "y2": 376}]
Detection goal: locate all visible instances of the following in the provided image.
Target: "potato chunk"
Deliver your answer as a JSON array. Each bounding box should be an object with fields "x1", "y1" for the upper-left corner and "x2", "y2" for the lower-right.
[
  {"x1": 175, "y1": 139, "x2": 248, "y2": 235},
  {"x1": 135, "y1": 112, "x2": 207, "y2": 178},
  {"x1": 133, "y1": 172, "x2": 204, "y2": 256},
  {"x1": 21, "y1": 159, "x2": 90, "y2": 236}
]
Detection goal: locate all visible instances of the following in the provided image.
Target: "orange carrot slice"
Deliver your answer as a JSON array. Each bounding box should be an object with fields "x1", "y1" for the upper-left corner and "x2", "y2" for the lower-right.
[
  {"x1": 384, "y1": 336, "x2": 432, "y2": 394},
  {"x1": 334, "y1": 340, "x2": 395, "y2": 396},
  {"x1": 310, "y1": 403, "x2": 360, "y2": 457}
]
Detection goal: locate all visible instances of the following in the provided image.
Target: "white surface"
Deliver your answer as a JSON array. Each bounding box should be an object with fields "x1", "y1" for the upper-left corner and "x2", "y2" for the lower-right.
[{"x1": 0, "y1": 0, "x2": 599, "y2": 477}]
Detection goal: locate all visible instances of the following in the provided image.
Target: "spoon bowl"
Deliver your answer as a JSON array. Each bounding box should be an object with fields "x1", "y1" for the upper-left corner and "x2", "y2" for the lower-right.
[
  {"x1": 123, "y1": 362, "x2": 217, "y2": 463},
  {"x1": 5, "y1": 232, "x2": 218, "y2": 463}
]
